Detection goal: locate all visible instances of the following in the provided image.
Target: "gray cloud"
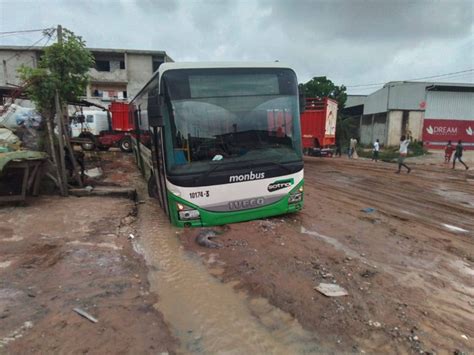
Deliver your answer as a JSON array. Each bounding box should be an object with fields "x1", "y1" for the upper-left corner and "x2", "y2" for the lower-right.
[{"x1": 0, "y1": 0, "x2": 473, "y2": 93}]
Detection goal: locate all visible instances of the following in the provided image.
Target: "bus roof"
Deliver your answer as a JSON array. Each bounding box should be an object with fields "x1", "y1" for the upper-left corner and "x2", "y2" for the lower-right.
[
  {"x1": 131, "y1": 62, "x2": 294, "y2": 103},
  {"x1": 157, "y1": 62, "x2": 292, "y2": 75}
]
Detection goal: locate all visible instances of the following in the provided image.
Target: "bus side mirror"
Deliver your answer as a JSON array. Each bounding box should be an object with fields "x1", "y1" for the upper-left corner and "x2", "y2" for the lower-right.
[
  {"x1": 299, "y1": 90, "x2": 306, "y2": 113},
  {"x1": 148, "y1": 94, "x2": 164, "y2": 127}
]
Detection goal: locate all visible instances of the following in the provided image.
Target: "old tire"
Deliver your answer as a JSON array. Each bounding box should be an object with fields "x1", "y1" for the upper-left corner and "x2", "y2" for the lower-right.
[
  {"x1": 79, "y1": 133, "x2": 96, "y2": 151},
  {"x1": 119, "y1": 136, "x2": 132, "y2": 153}
]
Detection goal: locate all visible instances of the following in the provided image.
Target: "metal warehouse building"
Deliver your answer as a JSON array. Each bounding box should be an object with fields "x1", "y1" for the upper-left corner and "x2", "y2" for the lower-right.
[{"x1": 355, "y1": 81, "x2": 474, "y2": 149}]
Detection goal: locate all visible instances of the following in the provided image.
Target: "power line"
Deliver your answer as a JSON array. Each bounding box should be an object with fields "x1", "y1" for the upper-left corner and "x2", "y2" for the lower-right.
[
  {"x1": 346, "y1": 68, "x2": 474, "y2": 88},
  {"x1": 4, "y1": 28, "x2": 55, "y2": 62},
  {"x1": 0, "y1": 28, "x2": 51, "y2": 35}
]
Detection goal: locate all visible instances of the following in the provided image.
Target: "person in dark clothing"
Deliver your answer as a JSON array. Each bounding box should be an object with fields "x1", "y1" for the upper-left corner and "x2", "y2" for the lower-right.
[
  {"x1": 335, "y1": 142, "x2": 342, "y2": 157},
  {"x1": 452, "y1": 140, "x2": 469, "y2": 170}
]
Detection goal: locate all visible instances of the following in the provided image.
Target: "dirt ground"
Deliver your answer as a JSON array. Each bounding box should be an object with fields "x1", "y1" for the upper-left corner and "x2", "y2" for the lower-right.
[
  {"x1": 1, "y1": 151, "x2": 473, "y2": 354},
  {"x1": 0, "y1": 155, "x2": 177, "y2": 354},
  {"x1": 181, "y1": 156, "x2": 474, "y2": 354}
]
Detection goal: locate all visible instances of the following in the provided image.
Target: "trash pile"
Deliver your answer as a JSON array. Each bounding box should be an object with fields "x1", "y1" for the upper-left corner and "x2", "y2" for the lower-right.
[{"x1": 0, "y1": 104, "x2": 43, "y2": 152}]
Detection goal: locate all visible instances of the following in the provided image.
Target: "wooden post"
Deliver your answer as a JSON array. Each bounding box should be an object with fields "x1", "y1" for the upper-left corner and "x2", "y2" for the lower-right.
[
  {"x1": 60, "y1": 107, "x2": 83, "y2": 187},
  {"x1": 55, "y1": 92, "x2": 68, "y2": 196},
  {"x1": 46, "y1": 113, "x2": 65, "y2": 195}
]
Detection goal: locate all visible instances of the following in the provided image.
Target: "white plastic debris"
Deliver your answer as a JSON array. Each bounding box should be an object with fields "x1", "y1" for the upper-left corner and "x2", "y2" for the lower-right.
[
  {"x1": 84, "y1": 167, "x2": 103, "y2": 179},
  {"x1": 314, "y1": 283, "x2": 348, "y2": 297},
  {"x1": 128, "y1": 234, "x2": 135, "y2": 240}
]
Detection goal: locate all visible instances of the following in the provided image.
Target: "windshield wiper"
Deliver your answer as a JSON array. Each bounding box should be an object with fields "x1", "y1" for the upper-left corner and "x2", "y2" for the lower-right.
[{"x1": 256, "y1": 160, "x2": 295, "y2": 174}]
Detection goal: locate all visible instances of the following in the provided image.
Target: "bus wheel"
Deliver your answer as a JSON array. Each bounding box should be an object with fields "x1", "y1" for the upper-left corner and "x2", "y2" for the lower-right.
[
  {"x1": 119, "y1": 136, "x2": 132, "y2": 153},
  {"x1": 147, "y1": 175, "x2": 159, "y2": 199}
]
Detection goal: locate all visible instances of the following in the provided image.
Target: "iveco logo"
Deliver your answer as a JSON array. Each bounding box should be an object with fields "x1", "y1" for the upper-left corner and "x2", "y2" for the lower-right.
[
  {"x1": 228, "y1": 197, "x2": 265, "y2": 210},
  {"x1": 268, "y1": 179, "x2": 293, "y2": 192}
]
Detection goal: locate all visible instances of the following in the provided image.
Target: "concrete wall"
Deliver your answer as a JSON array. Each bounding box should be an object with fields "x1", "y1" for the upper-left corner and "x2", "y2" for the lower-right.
[
  {"x1": 126, "y1": 53, "x2": 153, "y2": 99},
  {"x1": 408, "y1": 111, "x2": 424, "y2": 141},
  {"x1": 387, "y1": 110, "x2": 403, "y2": 145},
  {"x1": 373, "y1": 114, "x2": 387, "y2": 144},
  {"x1": 360, "y1": 113, "x2": 388, "y2": 145},
  {"x1": 360, "y1": 115, "x2": 373, "y2": 144},
  {"x1": 89, "y1": 67, "x2": 127, "y2": 84},
  {"x1": 0, "y1": 50, "x2": 38, "y2": 86}
]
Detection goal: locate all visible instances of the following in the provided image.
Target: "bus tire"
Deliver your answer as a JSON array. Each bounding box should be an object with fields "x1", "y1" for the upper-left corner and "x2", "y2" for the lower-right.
[
  {"x1": 148, "y1": 175, "x2": 159, "y2": 199},
  {"x1": 119, "y1": 136, "x2": 132, "y2": 153}
]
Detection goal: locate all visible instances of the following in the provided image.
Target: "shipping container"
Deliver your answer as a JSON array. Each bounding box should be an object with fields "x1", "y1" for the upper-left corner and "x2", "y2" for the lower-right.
[{"x1": 300, "y1": 97, "x2": 337, "y2": 154}]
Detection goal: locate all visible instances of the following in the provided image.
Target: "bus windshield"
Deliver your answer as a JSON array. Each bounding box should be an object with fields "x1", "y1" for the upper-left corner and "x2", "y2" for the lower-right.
[{"x1": 161, "y1": 68, "x2": 302, "y2": 175}]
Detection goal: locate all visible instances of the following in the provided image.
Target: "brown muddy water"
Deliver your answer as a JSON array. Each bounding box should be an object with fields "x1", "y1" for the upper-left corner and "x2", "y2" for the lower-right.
[{"x1": 135, "y1": 198, "x2": 322, "y2": 354}]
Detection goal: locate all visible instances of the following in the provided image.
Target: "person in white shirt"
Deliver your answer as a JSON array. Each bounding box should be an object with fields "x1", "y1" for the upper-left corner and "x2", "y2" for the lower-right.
[
  {"x1": 396, "y1": 135, "x2": 411, "y2": 174},
  {"x1": 372, "y1": 139, "x2": 380, "y2": 162}
]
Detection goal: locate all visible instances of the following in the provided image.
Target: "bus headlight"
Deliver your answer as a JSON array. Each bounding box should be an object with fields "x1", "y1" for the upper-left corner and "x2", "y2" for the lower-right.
[
  {"x1": 289, "y1": 192, "x2": 303, "y2": 203},
  {"x1": 178, "y1": 209, "x2": 200, "y2": 220}
]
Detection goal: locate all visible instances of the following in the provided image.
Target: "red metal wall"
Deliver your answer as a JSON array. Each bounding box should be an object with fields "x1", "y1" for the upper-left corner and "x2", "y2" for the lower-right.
[
  {"x1": 109, "y1": 102, "x2": 132, "y2": 132},
  {"x1": 422, "y1": 118, "x2": 474, "y2": 150}
]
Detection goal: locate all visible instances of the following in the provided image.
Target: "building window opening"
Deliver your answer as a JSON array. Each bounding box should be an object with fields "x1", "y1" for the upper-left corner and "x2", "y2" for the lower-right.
[
  {"x1": 120, "y1": 61, "x2": 125, "y2": 69},
  {"x1": 96, "y1": 60, "x2": 111, "y2": 72}
]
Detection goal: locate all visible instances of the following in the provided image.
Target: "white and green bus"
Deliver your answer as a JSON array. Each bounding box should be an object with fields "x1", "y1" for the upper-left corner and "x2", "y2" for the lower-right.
[{"x1": 130, "y1": 62, "x2": 304, "y2": 227}]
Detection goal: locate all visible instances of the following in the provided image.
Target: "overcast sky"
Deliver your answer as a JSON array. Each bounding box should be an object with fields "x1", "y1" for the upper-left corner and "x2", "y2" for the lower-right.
[{"x1": 1, "y1": 0, "x2": 473, "y2": 94}]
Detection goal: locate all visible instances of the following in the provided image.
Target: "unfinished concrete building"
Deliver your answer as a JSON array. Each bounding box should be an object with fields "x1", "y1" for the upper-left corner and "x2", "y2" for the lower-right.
[{"x1": 0, "y1": 46, "x2": 173, "y2": 106}]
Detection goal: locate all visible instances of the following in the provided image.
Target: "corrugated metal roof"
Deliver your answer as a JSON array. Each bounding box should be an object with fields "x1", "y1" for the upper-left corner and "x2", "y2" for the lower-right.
[
  {"x1": 345, "y1": 95, "x2": 367, "y2": 108},
  {"x1": 363, "y1": 86, "x2": 389, "y2": 114},
  {"x1": 425, "y1": 91, "x2": 474, "y2": 120},
  {"x1": 387, "y1": 82, "x2": 427, "y2": 111},
  {"x1": 363, "y1": 81, "x2": 474, "y2": 115}
]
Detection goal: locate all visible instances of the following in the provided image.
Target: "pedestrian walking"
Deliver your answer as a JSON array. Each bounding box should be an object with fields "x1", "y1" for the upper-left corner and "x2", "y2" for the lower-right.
[
  {"x1": 335, "y1": 142, "x2": 342, "y2": 157},
  {"x1": 372, "y1": 139, "x2": 380, "y2": 162},
  {"x1": 452, "y1": 140, "x2": 469, "y2": 170},
  {"x1": 348, "y1": 137, "x2": 355, "y2": 159},
  {"x1": 349, "y1": 137, "x2": 358, "y2": 159},
  {"x1": 444, "y1": 140, "x2": 454, "y2": 163},
  {"x1": 396, "y1": 135, "x2": 411, "y2": 174}
]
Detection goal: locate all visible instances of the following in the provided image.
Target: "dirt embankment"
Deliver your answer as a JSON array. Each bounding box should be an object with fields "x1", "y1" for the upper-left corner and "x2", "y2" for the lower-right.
[
  {"x1": 0, "y1": 154, "x2": 177, "y2": 354},
  {"x1": 182, "y1": 157, "x2": 474, "y2": 354}
]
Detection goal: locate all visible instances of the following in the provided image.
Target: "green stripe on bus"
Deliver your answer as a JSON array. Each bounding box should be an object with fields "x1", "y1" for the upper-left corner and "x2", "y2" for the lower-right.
[{"x1": 167, "y1": 180, "x2": 304, "y2": 227}]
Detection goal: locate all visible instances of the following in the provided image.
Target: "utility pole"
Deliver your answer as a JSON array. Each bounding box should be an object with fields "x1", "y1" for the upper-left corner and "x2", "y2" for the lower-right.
[
  {"x1": 57, "y1": 24, "x2": 83, "y2": 188},
  {"x1": 55, "y1": 24, "x2": 69, "y2": 195}
]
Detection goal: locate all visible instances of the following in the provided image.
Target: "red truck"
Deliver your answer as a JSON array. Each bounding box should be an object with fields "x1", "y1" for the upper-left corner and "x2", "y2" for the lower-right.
[
  {"x1": 300, "y1": 97, "x2": 338, "y2": 157},
  {"x1": 75, "y1": 102, "x2": 135, "y2": 152}
]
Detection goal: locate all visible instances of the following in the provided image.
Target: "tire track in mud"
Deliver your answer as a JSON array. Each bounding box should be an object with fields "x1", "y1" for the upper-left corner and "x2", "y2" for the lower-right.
[
  {"x1": 304, "y1": 158, "x2": 474, "y2": 236},
  {"x1": 301, "y1": 157, "x2": 474, "y2": 351}
]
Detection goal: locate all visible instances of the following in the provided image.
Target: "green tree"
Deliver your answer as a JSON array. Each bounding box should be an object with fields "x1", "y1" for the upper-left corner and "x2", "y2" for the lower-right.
[
  {"x1": 18, "y1": 28, "x2": 94, "y2": 114},
  {"x1": 18, "y1": 27, "x2": 94, "y2": 194},
  {"x1": 299, "y1": 76, "x2": 347, "y2": 108}
]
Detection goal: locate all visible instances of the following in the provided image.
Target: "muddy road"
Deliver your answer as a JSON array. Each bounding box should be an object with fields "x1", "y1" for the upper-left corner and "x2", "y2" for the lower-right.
[
  {"x1": 1, "y1": 152, "x2": 473, "y2": 354},
  {"x1": 0, "y1": 157, "x2": 177, "y2": 354},
  {"x1": 182, "y1": 157, "x2": 474, "y2": 354}
]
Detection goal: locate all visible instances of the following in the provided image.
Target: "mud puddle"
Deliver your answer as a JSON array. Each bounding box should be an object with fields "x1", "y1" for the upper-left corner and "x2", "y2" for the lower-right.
[{"x1": 136, "y1": 200, "x2": 321, "y2": 354}]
